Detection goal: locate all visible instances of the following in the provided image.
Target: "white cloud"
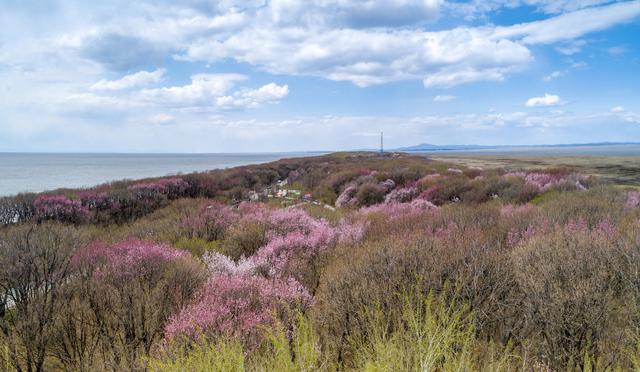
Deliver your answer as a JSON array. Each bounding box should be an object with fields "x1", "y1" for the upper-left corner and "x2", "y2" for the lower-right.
[
  {"x1": 61, "y1": 74, "x2": 289, "y2": 112},
  {"x1": 216, "y1": 83, "x2": 289, "y2": 109},
  {"x1": 433, "y1": 95, "x2": 455, "y2": 102},
  {"x1": 174, "y1": 1, "x2": 640, "y2": 87},
  {"x1": 139, "y1": 73, "x2": 247, "y2": 107},
  {"x1": 611, "y1": 106, "x2": 624, "y2": 112},
  {"x1": 91, "y1": 69, "x2": 165, "y2": 91},
  {"x1": 3, "y1": 0, "x2": 637, "y2": 92},
  {"x1": 526, "y1": 93, "x2": 562, "y2": 107},
  {"x1": 447, "y1": 0, "x2": 617, "y2": 18},
  {"x1": 543, "y1": 70, "x2": 563, "y2": 81},
  {"x1": 493, "y1": 1, "x2": 640, "y2": 44},
  {"x1": 555, "y1": 39, "x2": 587, "y2": 55}
]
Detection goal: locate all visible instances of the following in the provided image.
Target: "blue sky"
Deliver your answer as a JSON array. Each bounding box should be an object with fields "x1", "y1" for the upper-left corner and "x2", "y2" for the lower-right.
[{"x1": 0, "y1": 0, "x2": 639, "y2": 152}]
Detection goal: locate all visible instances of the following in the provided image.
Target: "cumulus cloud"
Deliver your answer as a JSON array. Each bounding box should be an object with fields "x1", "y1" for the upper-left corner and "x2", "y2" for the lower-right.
[
  {"x1": 91, "y1": 69, "x2": 166, "y2": 91},
  {"x1": 139, "y1": 74, "x2": 247, "y2": 107},
  {"x1": 611, "y1": 106, "x2": 624, "y2": 112},
  {"x1": 526, "y1": 93, "x2": 562, "y2": 107},
  {"x1": 65, "y1": 74, "x2": 288, "y2": 112},
  {"x1": 174, "y1": 1, "x2": 640, "y2": 87},
  {"x1": 433, "y1": 95, "x2": 455, "y2": 102},
  {"x1": 216, "y1": 83, "x2": 289, "y2": 109}
]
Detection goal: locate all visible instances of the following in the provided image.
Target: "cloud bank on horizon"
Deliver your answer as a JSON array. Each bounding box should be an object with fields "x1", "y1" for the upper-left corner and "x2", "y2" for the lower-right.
[{"x1": 0, "y1": 0, "x2": 639, "y2": 152}]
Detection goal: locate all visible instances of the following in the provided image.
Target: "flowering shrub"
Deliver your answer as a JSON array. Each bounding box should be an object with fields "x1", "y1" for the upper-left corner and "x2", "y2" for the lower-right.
[
  {"x1": 167, "y1": 204, "x2": 368, "y2": 345},
  {"x1": 78, "y1": 190, "x2": 114, "y2": 210},
  {"x1": 379, "y1": 179, "x2": 396, "y2": 191},
  {"x1": 359, "y1": 201, "x2": 438, "y2": 219},
  {"x1": 336, "y1": 220, "x2": 368, "y2": 245},
  {"x1": 335, "y1": 185, "x2": 357, "y2": 208},
  {"x1": 385, "y1": 186, "x2": 418, "y2": 204},
  {"x1": 128, "y1": 177, "x2": 189, "y2": 199},
  {"x1": 504, "y1": 171, "x2": 588, "y2": 192},
  {"x1": 33, "y1": 195, "x2": 90, "y2": 224},
  {"x1": 73, "y1": 238, "x2": 187, "y2": 280},
  {"x1": 203, "y1": 251, "x2": 257, "y2": 276},
  {"x1": 164, "y1": 274, "x2": 311, "y2": 344},
  {"x1": 182, "y1": 201, "x2": 239, "y2": 241},
  {"x1": 68, "y1": 238, "x2": 203, "y2": 369},
  {"x1": 626, "y1": 191, "x2": 640, "y2": 209}
]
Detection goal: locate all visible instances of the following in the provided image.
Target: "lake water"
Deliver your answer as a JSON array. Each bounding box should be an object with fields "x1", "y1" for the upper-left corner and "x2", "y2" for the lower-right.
[{"x1": 0, "y1": 152, "x2": 325, "y2": 197}]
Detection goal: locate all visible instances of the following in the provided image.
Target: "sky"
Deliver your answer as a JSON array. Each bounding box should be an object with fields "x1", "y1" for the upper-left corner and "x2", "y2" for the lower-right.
[{"x1": 0, "y1": 0, "x2": 639, "y2": 153}]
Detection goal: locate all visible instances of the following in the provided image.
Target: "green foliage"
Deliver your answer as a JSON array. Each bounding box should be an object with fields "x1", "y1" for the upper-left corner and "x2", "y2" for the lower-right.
[
  {"x1": 351, "y1": 287, "x2": 476, "y2": 371},
  {"x1": 220, "y1": 220, "x2": 268, "y2": 261},
  {"x1": 149, "y1": 313, "x2": 324, "y2": 372},
  {"x1": 148, "y1": 337, "x2": 245, "y2": 372},
  {"x1": 173, "y1": 236, "x2": 221, "y2": 257}
]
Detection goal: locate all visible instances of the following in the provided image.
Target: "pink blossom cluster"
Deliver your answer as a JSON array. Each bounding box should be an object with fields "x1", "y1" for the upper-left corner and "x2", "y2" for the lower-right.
[
  {"x1": 74, "y1": 238, "x2": 186, "y2": 279},
  {"x1": 182, "y1": 202, "x2": 240, "y2": 240},
  {"x1": 419, "y1": 185, "x2": 441, "y2": 203},
  {"x1": 203, "y1": 251, "x2": 258, "y2": 276},
  {"x1": 335, "y1": 185, "x2": 357, "y2": 208},
  {"x1": 336, "y1": 220, "x2": 368, "y2": 245},
  {"x1": 252, "y1": 227, "x2": 335, "y2": 276},
  {"x1": 379, "y1": 179, "x2": 396, "y2": 192},
  {"x1": 359, "y1": 200, "x2": 438, "y2": 219},
  {"x1": 385, "y1": 186, "x2": 419, "y2": 204},
  {"x1": 164, "y1": 274, "x2": 311, "y2": 342},
  {"x1": 524, "y1": 173, "x2": 563, "y2": 191},
  {"x1": 78, "y1": 190, "x2": 116, "y2": 210},
  {"x1": 626, "y1": 191, "x2": 640, "y2": 209},
  {"x1": 563, "y1": 218, "x2": 616, "y2": 239},
  {"x1": 168, "y1": 204, "x2": 367, "y2": 342},
  {"x1": 33, "y1": 195, "x2": 90, "y2": 223},
  {"x1": 504, "y1": 171, "x2": 588, "y2": 192},
  {"x1": 263, "y1": 208, "x2": 330, "y2": 238},
  {"x1": 128, "y1": 177, "x2": 189, "y2": 198}
]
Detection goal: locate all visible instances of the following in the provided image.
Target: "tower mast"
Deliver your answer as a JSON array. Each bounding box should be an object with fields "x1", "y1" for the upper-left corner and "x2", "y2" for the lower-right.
[{"x1": 380, "y1": 131, "x2": 384, "y2": 155}]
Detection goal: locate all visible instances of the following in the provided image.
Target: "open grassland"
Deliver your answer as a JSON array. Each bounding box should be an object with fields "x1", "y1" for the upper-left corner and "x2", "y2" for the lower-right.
[{"x1": 429, "y1": 154, "x2": 640, "y2": 186}]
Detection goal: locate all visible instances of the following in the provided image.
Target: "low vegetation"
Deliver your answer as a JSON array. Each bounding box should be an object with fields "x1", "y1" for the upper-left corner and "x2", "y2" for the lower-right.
[{"x1": 1, "y1": 152, "x2": 640, "y2": 371}]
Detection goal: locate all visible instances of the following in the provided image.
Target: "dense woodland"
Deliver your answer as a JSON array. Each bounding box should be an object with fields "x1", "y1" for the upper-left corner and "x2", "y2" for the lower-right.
[{"x1": 2, "y1": 152, "x2": 640, "y2": 371}]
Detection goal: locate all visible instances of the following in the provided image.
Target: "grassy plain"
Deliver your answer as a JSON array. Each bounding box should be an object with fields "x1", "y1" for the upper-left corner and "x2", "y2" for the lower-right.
[{"x1": 429, "y1": 154, "x2": 640, "y2": 185}]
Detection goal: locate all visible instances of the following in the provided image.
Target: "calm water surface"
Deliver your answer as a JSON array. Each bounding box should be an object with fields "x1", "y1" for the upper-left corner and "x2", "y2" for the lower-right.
[{"x1": 0, "y1": 153, "x2": 324, "y2": 197}]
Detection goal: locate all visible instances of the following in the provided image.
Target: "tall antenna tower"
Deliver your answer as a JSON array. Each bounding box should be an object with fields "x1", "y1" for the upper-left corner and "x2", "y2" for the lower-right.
[{"x1": 380, "y1": 131, "x2": 384, "y2": 155}]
